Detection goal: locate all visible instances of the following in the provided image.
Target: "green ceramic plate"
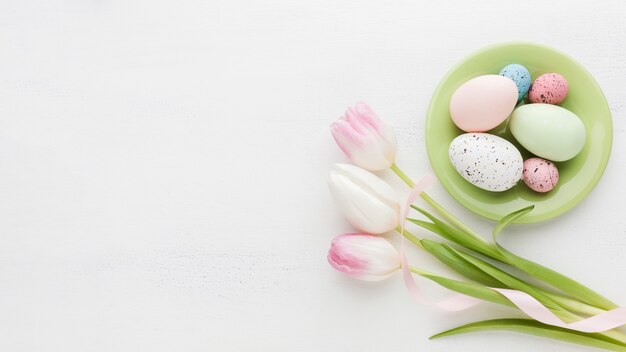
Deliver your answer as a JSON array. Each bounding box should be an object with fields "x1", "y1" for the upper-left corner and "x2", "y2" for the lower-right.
[{"x1": 425, "y1": 42, "x2": 612, "y2": 223}]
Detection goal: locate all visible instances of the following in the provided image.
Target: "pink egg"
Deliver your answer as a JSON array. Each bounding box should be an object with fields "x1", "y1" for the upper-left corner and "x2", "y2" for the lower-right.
[
  {"x1": 449, "y1": 75, "x2": 518, "y2": 132},
  {"x1": 528, "y1": 73, "x2": 568, "y2": 104},
  {"x1": 522, "y1": 158, "x2": 559, "y2": 193}
]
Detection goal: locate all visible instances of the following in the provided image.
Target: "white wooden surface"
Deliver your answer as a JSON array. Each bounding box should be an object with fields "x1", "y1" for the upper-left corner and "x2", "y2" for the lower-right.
[{"x1": 1, "y1": 1, "x2": 625, "y2": 351}]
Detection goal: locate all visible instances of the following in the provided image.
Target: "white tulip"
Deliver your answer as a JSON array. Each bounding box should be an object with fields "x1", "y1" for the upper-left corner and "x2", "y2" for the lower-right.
[{"x1": 328, "y1": 163, "x2": 400, "y2": 234}]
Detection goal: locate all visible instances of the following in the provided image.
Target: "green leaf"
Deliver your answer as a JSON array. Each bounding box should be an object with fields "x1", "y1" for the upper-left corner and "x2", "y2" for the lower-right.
[
  {"x1": 431, "y1": 319, "x2": 626, "y2": 351},
  {"x1": 492, "y1": 207, "x2": 618, "y2": 310},
  {"x1": 494, "y1": 244, "x2": 617, "y2": 310},
  {"x1": 443, "y1": 244, "x2": 565, "y2": 313},
  {"x1": 420, "y1": 239, "x2": 503, "y2": 287},
  {"x1": 406, "y1": 219, "x2": 448, "y2": 239},
  {"x1": 412, "y1": 204, "x2": 617, "y2": 311},
  {"x1": 493, "y1": 205, "x2": 534, "y2": 236},
  {"x1": 416, "y1": 271, "x2": 514, "y2": 308},
  {"x1": 409, "y1": 206, "x2": 500, "y2": 258}
]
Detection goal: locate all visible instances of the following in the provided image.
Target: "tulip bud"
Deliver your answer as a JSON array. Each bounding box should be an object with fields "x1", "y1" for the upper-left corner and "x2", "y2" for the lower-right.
[
  {"x1": 330, "y1": 102, "x2": 397, "y2": 171},
  {"x1": 328, "y1": 233, "x2": 401, "y2": 282},
  {"x1": 328, "y1": 163, "x2": 400, "y2": 234}
]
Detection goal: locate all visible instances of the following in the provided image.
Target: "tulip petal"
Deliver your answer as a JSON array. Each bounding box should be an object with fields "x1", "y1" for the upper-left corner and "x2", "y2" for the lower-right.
[
  {"x1": 333, "y1": 164, "x2": 399, "y2": 210},
  {"x1": 344, "y1": 106, "x2": 370, "y2": 134},
  {"x1": 330, "y1": 102, "x2": 397, "y2": 171},
  {"x1": 354, "y1": 101, "x2": 383, "y2": 131},
  {"x1": 331, "y1": 119, "x2": 363, "y2": 158},
  {"x1": 328, "y1": 233, "x2": 400, "y2": 282},
  {"x1": 329, "y1": 164, "x2": 400, "y2": 234},
  {"x1": 329, "y1": 172, "x2": 398, "y2": 234}
]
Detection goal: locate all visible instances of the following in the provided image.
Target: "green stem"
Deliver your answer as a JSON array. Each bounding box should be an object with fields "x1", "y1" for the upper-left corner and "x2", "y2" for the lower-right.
[
  {"x1": 391, "y1": 163, "x2": 489, "y2": 246},
  {"x1": 390, "y1": 163, "x2": 415, "y2": 187},
  {"x1": 408, "y1": 266, "x2": 430, "y2": 276},
  {"x1": 604, "y1": 331, "x2": 626, "y2": 346},
  {"x1": 408, "y1": 267, "x2": 626, "y2": 345},
  {"x1": 544, "y1": 292, "x2": 608, "y2": 317},
  {"x1": 558, "y1": 311, "x2": 626, "y2": 345},
  {"x1": 395, "y1": 226, "x2": 423, "y2": 249},
  {"x1": 392, "y1": 162, "x2": 617, "y2": 310},
  {"x1": 420, "y1": 192, "x2": 479, "y2": 238},
  {"x1": 397, "y1": 223, "x2": 604, "y2": 317}
]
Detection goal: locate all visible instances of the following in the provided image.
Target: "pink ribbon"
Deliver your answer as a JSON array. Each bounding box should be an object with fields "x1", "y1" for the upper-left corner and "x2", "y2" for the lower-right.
[
  {"x1": 493, "y1": 289, "x2": 626, "y2": 333},
  {"x1": 400, "y1": 174, "x2": 626, "y2": 332},
  {"x1": 399, "y1": 174, "x2": 483, "y2": 311}
]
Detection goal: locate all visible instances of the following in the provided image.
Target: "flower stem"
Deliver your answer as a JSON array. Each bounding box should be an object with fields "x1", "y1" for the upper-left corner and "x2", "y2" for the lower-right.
[
  {"x1": 392, "y1": 162, "x2": 617, "y2": 311},
  {"x1": 558, "y1": 311, "x2": 626, "y2": 345},
  {"x1": 544, "y1": 292, "x2": 608, "y2": 316},
  {"x1": 391, "y1": 163, "x2": 490, "y2": 246},
  {"x1": 395, "y1": 226, "x2": 423, "y2": 249},
  {"x1": 408, "y1": 266, "x2": 626, "y2": 345},
  {"x1": 414, "y1": 231, "x2": 606, "y2": 317},
  {"x1": 390, "y1": 163, "x2": 415, "y2": 187}
]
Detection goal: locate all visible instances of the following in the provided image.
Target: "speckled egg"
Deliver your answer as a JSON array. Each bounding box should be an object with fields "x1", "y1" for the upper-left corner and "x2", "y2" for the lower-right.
[
  {"x1": 522, "y1": 158, "x2": 559, "y2": 193},
  {"x1": 449, "y1": 133, "x2": 523, "y2": 192},
  {"x1": 528, "y1": 73, "x2": 569, "y2": 104},
  {"x1": 499, "y1": 64, "x2": 531, "y2": 101},
  {"x1": 449, "y1": 75, "x2": 518, "y2": 132}
]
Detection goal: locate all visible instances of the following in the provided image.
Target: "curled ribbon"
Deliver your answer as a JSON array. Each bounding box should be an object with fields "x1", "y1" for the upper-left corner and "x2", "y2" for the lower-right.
[
  {"x1": 399, "y1": 173, "x2": 483, "y2": 311},
  {"x1": 493, "y1": 288, "x2": 626, "y2": 333},
  {"x1": 400, "y1": 174, "x2": 626, "y2": 332}
]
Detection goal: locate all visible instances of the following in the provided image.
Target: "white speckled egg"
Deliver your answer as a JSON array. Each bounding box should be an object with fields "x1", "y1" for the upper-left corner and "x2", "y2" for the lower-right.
[{"x1": 449, "y1": 133, "x2": 523, "y2": 192}]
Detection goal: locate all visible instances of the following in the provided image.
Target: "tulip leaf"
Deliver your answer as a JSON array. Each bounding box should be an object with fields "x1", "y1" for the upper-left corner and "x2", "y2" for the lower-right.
[
  {"x1": 416, "y1": 271, "x2": 514, "y2": 308},
  {"x1": 409, "y1": 206, "x2": 501, "y2": 259},
  {"x1": 431, "y1": 319, "x2": 626, "y2": 351},
  {"x1": 414, "y1": 203, "x2": 618, "y2": 311},
  {"x1": 493, "y1": 243, "x2": 618, "y2": 310},
  {"x1": 424, "y1": 240, "x2": 605, "y2": 318},
  {"x1": 493, "y1": 205, "x2": 534, "y2": 236},
  {"x1": 420, "y1": 239, "x2": 502, "y2": 287},
  {"x1": 406, "y1": 219, "x2": 447, "y2": 239},
  {"x1": 492, "y1": 207, "x2": 618, "y2": 311},
  {"x1": 442, "y1": 244, "x2": 566, "y2": 313}
]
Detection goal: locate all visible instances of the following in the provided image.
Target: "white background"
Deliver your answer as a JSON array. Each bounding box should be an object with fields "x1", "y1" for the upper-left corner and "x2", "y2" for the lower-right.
[{"x1": 1, "y1": 1, "x2": 625, "y2": 351}]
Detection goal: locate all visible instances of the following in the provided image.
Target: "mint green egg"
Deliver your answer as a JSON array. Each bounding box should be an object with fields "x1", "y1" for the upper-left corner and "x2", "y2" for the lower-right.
[{"x1": 510, "y1": 104, "x2": 586, "y2": 162}]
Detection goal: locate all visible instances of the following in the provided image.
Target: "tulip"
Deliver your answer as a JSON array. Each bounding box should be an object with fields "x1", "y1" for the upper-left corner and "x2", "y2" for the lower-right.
[
  {"x1": 330, "y1": 102, "x2": 397, "y2": 171},
  {"x1": 328, "y1": 163, "x2": 400, "y2": 234},
  {"x1": 327, "y1": 233, "x2": 401, "y2": 282}
]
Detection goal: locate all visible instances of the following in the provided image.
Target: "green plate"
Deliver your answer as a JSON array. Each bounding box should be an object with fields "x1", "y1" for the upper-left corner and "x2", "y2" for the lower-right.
[{"x1": 425, "y1": 42, "x2": 612, "y2": 223}]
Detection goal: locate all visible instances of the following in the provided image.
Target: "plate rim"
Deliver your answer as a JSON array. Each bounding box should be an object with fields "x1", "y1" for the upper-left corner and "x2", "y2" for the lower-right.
[{"x1": 424, "y1": 41, "x2": 613, "y2": 223}]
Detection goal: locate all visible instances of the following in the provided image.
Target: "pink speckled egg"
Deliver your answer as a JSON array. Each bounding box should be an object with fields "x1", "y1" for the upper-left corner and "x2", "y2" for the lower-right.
[
  {"x1": 449, "y1": 75, "x2": 518, "y2": 132},
  {"x1": 522, "y1": 158, "x2": 559, "y2": 193},
  {"x1": 528, "y1": 73, "x2": 569, "y2": 104}
]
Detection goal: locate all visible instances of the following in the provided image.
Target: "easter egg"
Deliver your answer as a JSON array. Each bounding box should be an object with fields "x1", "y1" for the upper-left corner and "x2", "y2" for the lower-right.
[
  {"x1": 509, "y1": 104, "x2": 586, "y2": 162},
  {"x1": 449, "y1": 75, "x2": 518, "y2": 132},
  {"x1": 499, "y1": 64, "x2": 531, "y2": 101},
  {"x1": 449, "y1": 133, "x2": 523, "y2": 192},
  {"x1": 522, "y1": 158, "x2": 559, "y2": 193},
  {"x1": 528, "y1": 73, "x2": 569, "y2": 104}
]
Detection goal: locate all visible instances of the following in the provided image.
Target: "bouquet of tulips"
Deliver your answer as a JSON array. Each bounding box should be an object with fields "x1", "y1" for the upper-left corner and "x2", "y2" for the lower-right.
[{"x1": 326, "y1": 102, "x2": 626, "y2": 351}]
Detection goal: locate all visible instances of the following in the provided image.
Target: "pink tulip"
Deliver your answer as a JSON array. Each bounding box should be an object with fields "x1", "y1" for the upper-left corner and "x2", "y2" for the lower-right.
[
  {"x1": 327, "y1": 233, "x2": 401, "y2": 282},
  {"x1": 331, "y1": 102, "x2": 397, "y2": 171}
]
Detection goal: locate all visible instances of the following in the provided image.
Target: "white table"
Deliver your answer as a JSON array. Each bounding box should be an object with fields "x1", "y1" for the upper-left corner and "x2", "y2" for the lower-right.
[{"x1": 1, "y1": 1, "x2": 625, "y2": 351}]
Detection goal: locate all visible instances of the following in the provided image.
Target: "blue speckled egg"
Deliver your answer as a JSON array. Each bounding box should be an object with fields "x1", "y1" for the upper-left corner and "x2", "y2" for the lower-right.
[{"x1": 499, "y1": 64, "x2": 531, "y2": 101}]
